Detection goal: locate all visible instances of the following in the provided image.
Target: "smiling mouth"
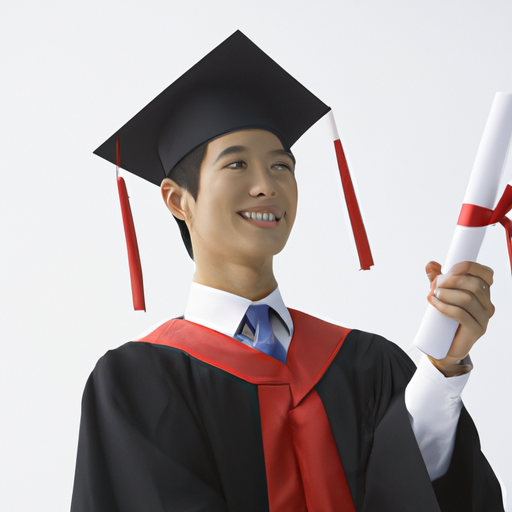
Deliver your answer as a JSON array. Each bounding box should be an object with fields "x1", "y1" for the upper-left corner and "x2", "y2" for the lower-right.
[{"x1": 238, "y1": 211, "x2": 281, "y2": 222}]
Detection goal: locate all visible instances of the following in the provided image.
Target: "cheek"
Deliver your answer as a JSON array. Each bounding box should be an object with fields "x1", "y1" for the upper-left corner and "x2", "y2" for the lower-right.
[
  {"x1": 286, "y1": 180, "x2": 299, "y2": 219},
  {"x1": 194, "y1": 196, "x2": 235, "y2": 239}
]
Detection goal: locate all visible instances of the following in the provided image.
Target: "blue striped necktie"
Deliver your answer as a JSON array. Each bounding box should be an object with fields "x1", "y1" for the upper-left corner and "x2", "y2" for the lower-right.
[{"x1": 238, "y1": 304, "x2": 287, "y2": 364}]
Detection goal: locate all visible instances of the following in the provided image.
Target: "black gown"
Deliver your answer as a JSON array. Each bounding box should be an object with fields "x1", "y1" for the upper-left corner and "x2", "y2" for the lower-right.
[{"x1": 71, "y1": 309, "x2": 503, "y2": 512}]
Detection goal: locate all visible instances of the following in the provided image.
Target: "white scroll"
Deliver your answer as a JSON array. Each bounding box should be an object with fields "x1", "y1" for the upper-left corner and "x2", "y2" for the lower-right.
[{"x1": 414, "y1": 92, "x2": 512, "y2": 360}]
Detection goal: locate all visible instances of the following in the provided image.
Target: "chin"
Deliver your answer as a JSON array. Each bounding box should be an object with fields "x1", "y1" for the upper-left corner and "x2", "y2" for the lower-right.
[{"x1": 236, "y1": 242, "x2": 287, "y2": 263}]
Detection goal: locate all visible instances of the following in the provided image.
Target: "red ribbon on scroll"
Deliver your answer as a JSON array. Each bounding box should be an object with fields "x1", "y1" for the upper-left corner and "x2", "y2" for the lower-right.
[
  {"x1": 457, "y1": 184, "x2": 512, "y2": 274},
  {"x1": 333, "y1": 139, "x2": 374, "y2": 270},
  {"x1": 116, "y1": 135, "x2": 146, "y2": 311}
]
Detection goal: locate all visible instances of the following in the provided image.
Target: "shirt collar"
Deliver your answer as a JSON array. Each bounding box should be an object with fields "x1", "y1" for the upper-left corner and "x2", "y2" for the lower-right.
[{"x1": 184, "y1": 282, "x2": 293, "y2": 338}]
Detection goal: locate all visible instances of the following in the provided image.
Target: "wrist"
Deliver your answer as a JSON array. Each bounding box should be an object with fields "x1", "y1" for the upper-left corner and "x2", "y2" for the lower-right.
[{"x1": 427, "y1": 354, "x2": 473, "y2": 378}]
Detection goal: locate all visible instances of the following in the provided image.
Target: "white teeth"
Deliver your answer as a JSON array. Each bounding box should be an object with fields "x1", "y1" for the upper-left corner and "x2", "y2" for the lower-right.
[{"x1": 240, "y1": 212, "x2": 277, "y2": 221}]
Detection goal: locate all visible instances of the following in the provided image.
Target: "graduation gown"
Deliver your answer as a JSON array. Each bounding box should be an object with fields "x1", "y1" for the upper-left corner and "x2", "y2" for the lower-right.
[{"x1": 71, "y1": 309, "x2": 503, "y2": 512}]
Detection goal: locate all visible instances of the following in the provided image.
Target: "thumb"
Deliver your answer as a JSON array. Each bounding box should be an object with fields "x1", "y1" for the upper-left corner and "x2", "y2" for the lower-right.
[{"x1": 425, "y1": 261, "x2": 442, "y2": 285}]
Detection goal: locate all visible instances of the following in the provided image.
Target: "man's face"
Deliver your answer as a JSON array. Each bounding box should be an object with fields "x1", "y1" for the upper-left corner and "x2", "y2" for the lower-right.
[{"x1": 185, "y1": 129, "x2": 298, "y2": 267}]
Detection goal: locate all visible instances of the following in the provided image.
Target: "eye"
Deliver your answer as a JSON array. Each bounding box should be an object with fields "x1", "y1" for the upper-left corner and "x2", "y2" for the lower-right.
[
  {"x1": 272, "y1": 162, "x2": 294, "y2": 172},
  {"x1": 226, "y1": 160, "x2": 246, "y2": 169}
]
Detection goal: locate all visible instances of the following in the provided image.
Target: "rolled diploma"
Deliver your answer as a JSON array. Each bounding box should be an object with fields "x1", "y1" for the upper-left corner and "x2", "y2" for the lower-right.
[{"x1": 414, "y1": 92, "x2": 512, "y2": 359}]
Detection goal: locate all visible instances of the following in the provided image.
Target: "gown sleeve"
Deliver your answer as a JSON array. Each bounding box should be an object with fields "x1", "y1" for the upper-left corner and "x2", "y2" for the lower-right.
[
  {"x1": 356, "y1": 335, "x2": 504, "y2": 512},
  {"x1": 70, "y1": 342, "x2": 228, "y2": 512},
  {"x1": 317, "y1": 330, "x2": 504, "y2": 512}
]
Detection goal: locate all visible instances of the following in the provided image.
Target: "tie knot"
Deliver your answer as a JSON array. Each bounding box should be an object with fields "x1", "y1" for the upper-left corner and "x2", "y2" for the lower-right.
[
  {"x1": 245, "y1": 304, "x2": 271, "y2": 333},
  {"x1": 241, "y1": 304, "x2": 286, "y2": 364}
]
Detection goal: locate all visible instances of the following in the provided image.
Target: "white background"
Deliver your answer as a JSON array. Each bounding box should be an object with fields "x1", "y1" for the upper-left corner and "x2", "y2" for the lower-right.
[{"x1": 1, "y1": 0, "x2": 512, "y2": 510}]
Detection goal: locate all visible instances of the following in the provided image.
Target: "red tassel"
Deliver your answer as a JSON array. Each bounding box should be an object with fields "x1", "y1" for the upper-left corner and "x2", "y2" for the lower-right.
[
  {"x1": 333, "y1": 138, "x2": 374, "y2": 270},
  {"x1": 116, "y1": 136, "x2": 146, "y2": 311}
]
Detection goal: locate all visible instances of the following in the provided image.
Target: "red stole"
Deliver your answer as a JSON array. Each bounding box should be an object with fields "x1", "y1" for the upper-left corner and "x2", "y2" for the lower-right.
[{"x1": 138, "y1": 309, "x2": 357, "y2": 512}]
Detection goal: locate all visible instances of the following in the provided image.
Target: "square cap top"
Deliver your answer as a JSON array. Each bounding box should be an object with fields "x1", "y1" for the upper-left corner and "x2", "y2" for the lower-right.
[{"x1": 94, "y1": 30, "x2": 331, "y2": 185}]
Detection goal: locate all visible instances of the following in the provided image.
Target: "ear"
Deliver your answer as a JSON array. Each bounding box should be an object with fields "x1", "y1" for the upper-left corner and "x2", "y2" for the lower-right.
[{"x1": 161, "y1": 178, "x2": 192, "y2": 221}]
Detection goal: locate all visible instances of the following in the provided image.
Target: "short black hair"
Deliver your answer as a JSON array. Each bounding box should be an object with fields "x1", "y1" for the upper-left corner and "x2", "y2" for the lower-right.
[{"x1": 167, "y1": 141, "x2": 208, "y2": 259}]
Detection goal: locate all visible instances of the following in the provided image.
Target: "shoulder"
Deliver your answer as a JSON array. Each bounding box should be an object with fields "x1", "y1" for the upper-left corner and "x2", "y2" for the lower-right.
[
  {"x1": 92, "y1": 316, "x2": 199, "y2": 377},
  {"x1": 82, "y1": 341, "x2": 211, "y2": 433},
  {"x1": 290, "y1": 309, "x2": 415, "y2": 377},
  {"x1": 95, "y1": 339, "x2": 176, "y2": 372},
  {"x1": 291, "y1": 309, "x2": 411, "y2": 362},
  {"x1": 314, "y1": 329, "x2": 416, "y2": 421},
  {"x1": 87, "y1": 340, "x2": 199, "y2": 405},
  {"x1": 342, "y1": 329, "x2": 413, "y2": 362},
  {"x1": 92, "y1": 338, "x2": 197, "y2": 387},
  {"x1": 330, "y1": 328, "x2": 417, "y2": 386}
]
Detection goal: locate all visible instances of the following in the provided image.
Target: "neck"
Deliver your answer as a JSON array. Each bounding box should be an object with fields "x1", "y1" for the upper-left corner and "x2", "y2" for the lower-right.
[{"x1": 193, "y1": 257, "x2": 277, "y2": 301}]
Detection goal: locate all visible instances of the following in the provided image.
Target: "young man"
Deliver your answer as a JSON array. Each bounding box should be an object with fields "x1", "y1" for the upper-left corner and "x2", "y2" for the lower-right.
[{"x1": 71, "y1": 32, "x2": 503, "y2": 511}]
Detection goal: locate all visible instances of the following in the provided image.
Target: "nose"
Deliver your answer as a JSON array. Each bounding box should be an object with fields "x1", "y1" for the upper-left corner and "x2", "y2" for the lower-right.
[{"x1": 249, "y1": 166, "x2": 277, "y2": 197}]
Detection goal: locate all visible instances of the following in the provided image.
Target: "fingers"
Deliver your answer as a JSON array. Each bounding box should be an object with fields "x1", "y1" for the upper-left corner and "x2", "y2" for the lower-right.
[
  {"x1": 425, "y1": 260, "x2": 495, "y2": 321},
  {"x1": 428, "y1": 292, "x2": 488, "y2": 337},
  {"x1": 433, "y1": 273, "x2": 495, "y2": 319},
  {"x1": 445, "y1": 261, "x2": 494, "y2": 287},
  {"x1": 424, "y1": 260, "x2": 495, "y2": 374},
  {"x1": 428, "y1": 293, "x2": 482, "y2": 361},
  {"x1": 426, "y1": 260, "x2": 495, "y2": 357}
]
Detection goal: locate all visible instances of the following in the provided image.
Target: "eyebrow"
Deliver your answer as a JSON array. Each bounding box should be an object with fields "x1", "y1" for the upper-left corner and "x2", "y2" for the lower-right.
[
  {"x1": 269, "y1": 148, "x2": 296, "y2": 165},
  {"x1": 211, "y1": 145, "x2": 296, "y2": 165},
  {"x1": 212, "y1": 146, "x2": 246, "y2": 165}
]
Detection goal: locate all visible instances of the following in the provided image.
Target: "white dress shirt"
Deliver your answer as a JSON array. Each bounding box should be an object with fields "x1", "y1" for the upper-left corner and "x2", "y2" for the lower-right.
[
  {"x1": 185, "y1": 283, "x2": 293, "y2": 349},
  {"x1": 184, "y1": 282, "x2": 469, "y2": 481}
]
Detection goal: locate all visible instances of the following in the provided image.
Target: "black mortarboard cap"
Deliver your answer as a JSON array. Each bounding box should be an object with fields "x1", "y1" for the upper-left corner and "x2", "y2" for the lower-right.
[
  {"x1": 94, "y1": 30, "x2": 373, "y2": 311},
  {"x1": 94, "y1": 30, "x2": 331, "y2": 184}
]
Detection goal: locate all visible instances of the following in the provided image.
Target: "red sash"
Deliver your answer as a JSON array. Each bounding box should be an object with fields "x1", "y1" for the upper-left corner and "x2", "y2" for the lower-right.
[{"x1": 138, "y1": 309, "x2": 357, "y2": 512}]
